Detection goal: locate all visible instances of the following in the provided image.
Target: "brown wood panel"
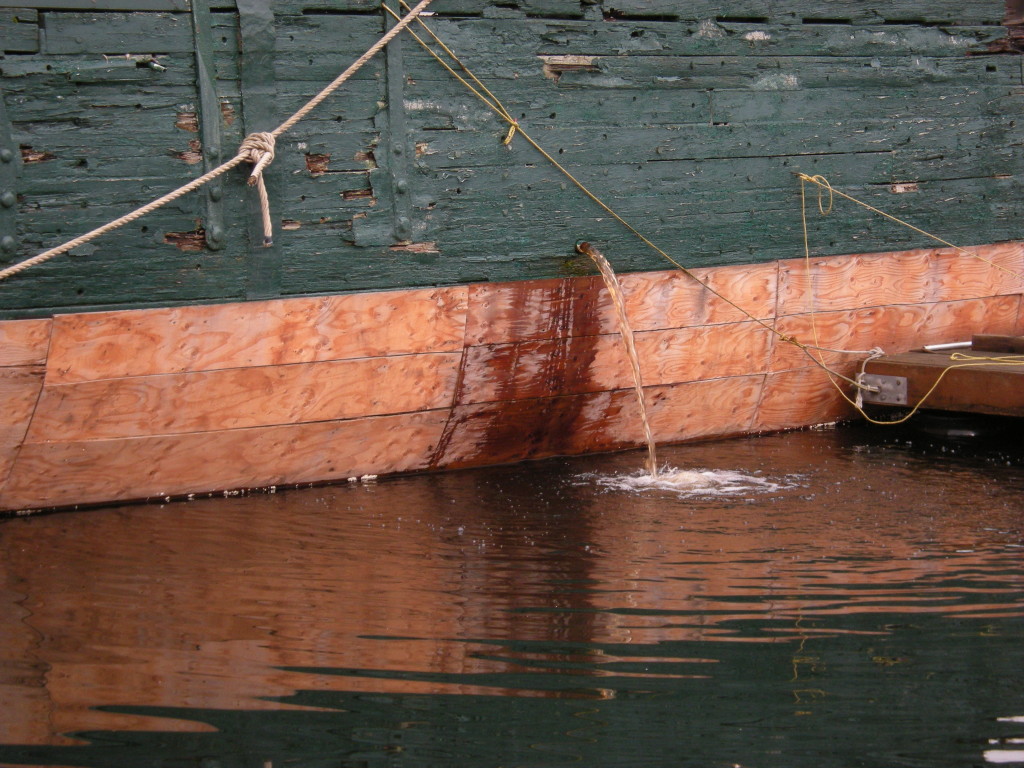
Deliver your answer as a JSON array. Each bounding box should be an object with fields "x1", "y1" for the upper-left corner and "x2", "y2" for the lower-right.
[
  {"x1": 778, "y1": 243, "x2": 1024, "y2": 316},
  {"x1": 1, "y1": 411, "x2": 449, "y2": 512},
  {"x1": 27, "y1": 353, "x2": 461, "y2": 443},
  {"x1": 465, "y1": 264, "x2": 778, "y2": 347},
  {"x1": 771, "y1": 296, "x2": 1022, "y2": 372},
  {"x1": 931, "y1": 242, "x2": 1024, "y2": 302},
  {"x1": 617, "y1": 262, "x2": 777, "y2": 330},
  {"x1": 433, "y1": 376, "x2": 764, "y2": 469},
  {"x1": 865, "y1": 351, "x2": 1024, "y2": 417},
  {"x1": 460, "y1": 322, "x2": 772, "y2": 404},
  {"x1": 777, "y1": 249, "x2": 940, "y2": 316},
  {"x1": 0, "y1": 319, "x2": 51, "y2": 367},
  {"x1": 465, "y1": 276, "x2": 607, "y2": 346},
  {"x1": 754, "y1": 368, "x2": 858, "y2": 432},
  {"x1": 45, "y1": 287, "x2": 469, "y2": 384},
  {"x1": 974, "y1": 334, "x2": 1024, "y2": 354},
  {"x1": 0, "y1": 367, "x2": 46, "y2": 492}
]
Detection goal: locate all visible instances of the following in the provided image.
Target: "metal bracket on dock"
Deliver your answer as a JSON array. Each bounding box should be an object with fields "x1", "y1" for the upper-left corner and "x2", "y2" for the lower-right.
[{"x1": 860, "y1": 373, "x2": 908, "y2": 406}]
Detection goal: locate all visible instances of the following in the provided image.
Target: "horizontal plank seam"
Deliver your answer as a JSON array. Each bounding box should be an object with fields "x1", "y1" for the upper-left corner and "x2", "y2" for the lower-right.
[
  {"x1": 21, "y1": 404, "x2": 457, "y2": 446},
  {"x1": 41, "y1": 348, "x2": 464, "y2": 385}
]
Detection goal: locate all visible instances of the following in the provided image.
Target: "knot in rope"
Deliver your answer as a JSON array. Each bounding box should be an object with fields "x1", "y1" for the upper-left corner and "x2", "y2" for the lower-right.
[{"x1": 238, "y1": 132, "x2": 277, "y2": 246}]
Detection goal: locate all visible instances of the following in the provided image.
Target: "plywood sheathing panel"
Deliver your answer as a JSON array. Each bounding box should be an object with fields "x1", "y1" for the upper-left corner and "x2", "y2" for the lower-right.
[
  {"x1": 0, "y1": 318, "x2": 50, "y2": 494},
  {"x1": 0, "y1": 411, "x2": 449, "y2": 511},
  {"x1": 0, "y1": 367, "x2": 46, "y2": 491},
  {"x1": 26, "y1": 353, "x2": 461, "y2": 443},
  {"x1": 770, "y1": 295, "x2": 1023, "y2": 372},
  {"x1": 755, "y1": 368, "x2": 859, "y2": 433},
  {"x1": 432, "y1": 376, "x2": 764, "y2": 470},
  {"x1": 465, "y1": 263, "x2": 778, "y2": 346},
  {"x1": 460, "y1": 322, "x2": 773, "y2": 404},
  {"x1": 777, "y1": 243, "x2": 1024, "y2": 316},
  {"x1": 0, "y1": 318, "x2": 51, "y2": 367},
  {"x1": 45, "y1": 287, "x2": 468, "y2": 384}
]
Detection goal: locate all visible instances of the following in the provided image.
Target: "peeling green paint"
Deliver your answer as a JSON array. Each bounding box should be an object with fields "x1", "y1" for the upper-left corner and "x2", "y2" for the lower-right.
[{"x1": 0, "y1": 1, "x2": 1021, "y2": 316}]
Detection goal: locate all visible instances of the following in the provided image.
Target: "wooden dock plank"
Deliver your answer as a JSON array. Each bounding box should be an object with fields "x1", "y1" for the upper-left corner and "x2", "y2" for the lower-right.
[
  {"x1": 45, "y1": 287, "x2": 468, "y2": 384},
  {"x1": 864, "y1": 351, "x2": 1024, "y2": 417},
  {"x1": 26, "y1": 352, "x2": 461, "y2": 443},
  {"x1": 0, "y1": 411, "x2": 450, "y2": 511}
]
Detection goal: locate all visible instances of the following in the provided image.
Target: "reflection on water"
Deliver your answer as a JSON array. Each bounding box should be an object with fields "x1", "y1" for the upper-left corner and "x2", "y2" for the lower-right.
[{"x1": 1, "y1": 426, "x2": 1022, "y2": 767}]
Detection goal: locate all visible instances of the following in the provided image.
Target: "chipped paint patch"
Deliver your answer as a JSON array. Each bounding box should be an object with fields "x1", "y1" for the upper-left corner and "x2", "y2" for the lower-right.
[
  {"x1": 175, "y1": 111, "x2": 199, "y2": 132},
  {"x1": 890, "y1": 182, "x2": 919, "y2": 194},
  {"x1": 390, "y1": 241, "x2": 440, "y2": 254},
  {"x1": 752, "y1": 73, "x2": 800, "y2": 90},
  {"x1": 539, "y1": 54, "x2": 598, "y2": 81},
  {"x1": 164, "y1": 229, "x2": 207, "y2": 251},
  {"x1": 305, "y1": 153, "x2": 331, "y2": 176}
]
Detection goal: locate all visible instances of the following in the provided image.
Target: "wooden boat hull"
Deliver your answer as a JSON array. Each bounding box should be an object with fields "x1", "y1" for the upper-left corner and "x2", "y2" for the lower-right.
[{"x1": 2, "y1": 240, "x2": 1022, "y2": 513}]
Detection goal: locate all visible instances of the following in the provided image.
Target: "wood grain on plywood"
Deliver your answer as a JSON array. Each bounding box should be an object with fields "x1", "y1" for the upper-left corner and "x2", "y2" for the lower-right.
[
  {"x1": 465, "y1": 264, "x2": 778, "y2": 347},
  {"x1": 434, "y1": 375, "x2": 763, "y2": 469},
  {"x1": 0, "y1": 319, "x2": 51, "y2": 367},
  {"x1": 0, "y1": 367, "x2": 45, "y2": 492},
  {"x1": 777, "y1": 250, "x2": 941, "y2": 316},
  {"x1": 771, "y1": 296, "x2": 1022, "y2": 371},
  {"x1": 27, "y1": 352, "x2": 461, "y2": 443},
  {"x1": 617, "y1": 262, "x2": 778, "y2": 330},
  {"x1": 755, "y1": 368, "x2": 858, "y2": 432},
  {"x1": 46, "y1": 287, "x2": 468, "y2": 384},
  {"x1": 460, "y1": 322, "x2": 772, "y2": 404},
  {"x1": 1, "y1": 411, "x2": 449, "y2": 511}
]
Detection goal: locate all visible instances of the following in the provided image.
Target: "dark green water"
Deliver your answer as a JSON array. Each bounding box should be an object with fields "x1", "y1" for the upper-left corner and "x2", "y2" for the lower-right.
[{"x1": 1, "y1": 426, "x2": 1023, "y2": 768}]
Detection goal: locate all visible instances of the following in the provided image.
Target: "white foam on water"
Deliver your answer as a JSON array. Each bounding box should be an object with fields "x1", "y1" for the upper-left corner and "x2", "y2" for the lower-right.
[{"x1": 585, "y1": 466, "x2": 796, "y2": 498}]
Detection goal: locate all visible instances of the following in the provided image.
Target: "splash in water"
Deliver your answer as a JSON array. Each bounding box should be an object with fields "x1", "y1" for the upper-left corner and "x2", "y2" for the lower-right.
[{"x1": 586, "y1": 466, "x2": 797, "y2": 498}]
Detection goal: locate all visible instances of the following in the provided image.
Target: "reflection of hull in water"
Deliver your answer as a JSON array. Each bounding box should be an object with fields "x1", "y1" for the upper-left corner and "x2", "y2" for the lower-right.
[{"x1": 1, "y1": 242, "x2": 1022, "y2": 513}]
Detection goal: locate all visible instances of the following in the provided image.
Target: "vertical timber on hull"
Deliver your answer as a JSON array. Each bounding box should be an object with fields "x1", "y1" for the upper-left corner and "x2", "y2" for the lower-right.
[{"x1": 0, "y1": 0, "x2": 1021, "y2": 314}]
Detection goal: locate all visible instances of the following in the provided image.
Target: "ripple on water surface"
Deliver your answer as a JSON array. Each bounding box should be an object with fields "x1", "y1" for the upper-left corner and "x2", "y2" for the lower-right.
[{"x1": 0, "y1": 426, "x2": 1022, "y2": 767}]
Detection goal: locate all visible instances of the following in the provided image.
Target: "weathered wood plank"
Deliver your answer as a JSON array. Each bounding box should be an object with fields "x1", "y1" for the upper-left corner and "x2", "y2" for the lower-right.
[
  {"x1": 0, "y1": 317, "x2": 50, "y2": 366},
  {"x1": 0, "y1": 410, "x2": 449, "y2": 510},
  {"x1": 27, "y1": 351, "x2": 460, "y2": 441},
  {"x1": 459, "y1": 321, "x2": 772, "y2": 403},
  {"x1": 865, "y1": 350, "x2": 1024, "y2": 417},
  {"x1": 45, "y1": 286, "x2": 468, "y2": 383},
  {"x1": 0, "y1": 7, "x2": 38, "y2": 53},
  {"x1": 972, "y1": 333, "x2": 1024, "y2": 354},
  {"x1": 41, "y1": 12, "x2": 194, "y2": 55}
]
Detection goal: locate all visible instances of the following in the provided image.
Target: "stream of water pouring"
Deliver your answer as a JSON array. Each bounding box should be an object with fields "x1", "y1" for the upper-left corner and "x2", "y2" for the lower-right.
[{"x1": 576, "y1": 241, "x2": 658, "y2": 476}]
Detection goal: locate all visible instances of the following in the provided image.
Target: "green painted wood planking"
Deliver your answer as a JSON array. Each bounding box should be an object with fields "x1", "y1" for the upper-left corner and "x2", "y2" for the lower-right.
[
  {"x1": 0, "y1": 7, "x2": 38, "y2": 53},
  {"x1": 0, "y1": 0, "x2": 1021, "y2": 316}
]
